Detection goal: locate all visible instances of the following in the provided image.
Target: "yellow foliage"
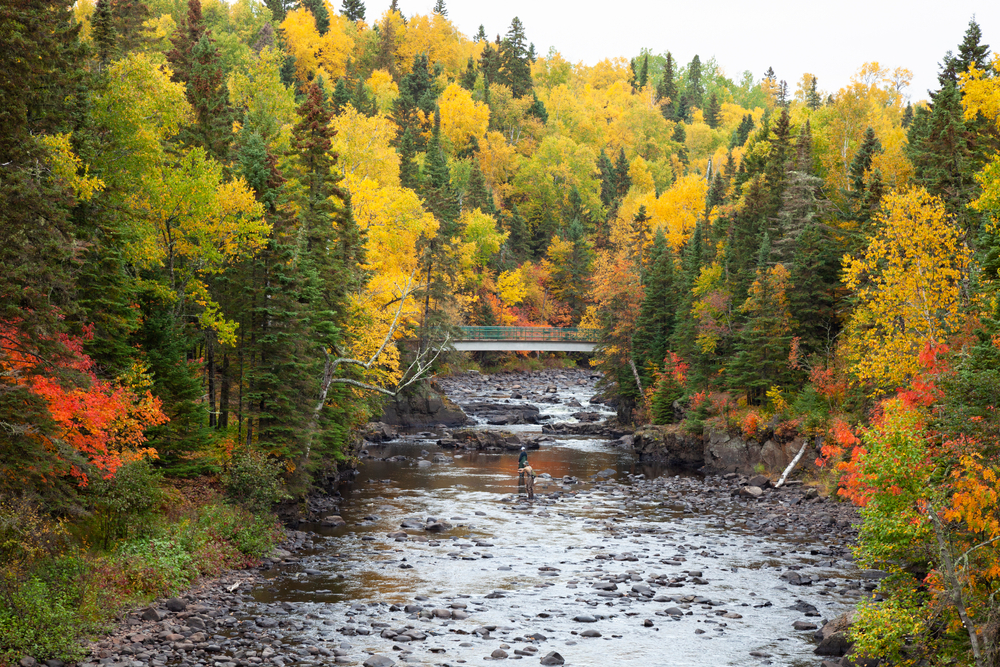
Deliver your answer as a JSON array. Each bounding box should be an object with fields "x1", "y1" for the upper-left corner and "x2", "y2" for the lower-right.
[
  {"x1": 815, "y1": 62, "x2": 912, "y2": 203},
  {"x1": 331, "y1": 107, "x2": 400, "y2": 188},
  {"x1": 39, "y1": 133, "x2": 105, "y2": 202},
  {"x1": 497, "y1": 268, "x2": 528, "y2": 307},
  {"x1": 228, "y1": 46, "x2": 297, "y2": 145},
  {"x1": 281, "y1": 9, "x2": 355, "y2": 84},
  {"x1": 73, "y1": 0, "x2": 94, "y2": 40},
  {"x1": 649, "y1": 174, "x2": 709, "y2": 249},
  {"x1": 961, "y1": 55, "x2": 1000, "y2": 126},
  {"x1": 475, "y1": 131, "x2": 519, "y2": 207},
  {"x1": 843, "y1": 188, "x2": 970, "y2": 392},
  {"x1": 366, "y1": 69, "x2": 399, "y2": 114},
  {"x1": 398, "y1": 13, "x2": 477, "y2": 77},
  {"x1": 438, "y1": 83, "x2": 489, "y2": 155},
  {"x1": 628, "y1": 156, "x2": 656, "y2": 194}
]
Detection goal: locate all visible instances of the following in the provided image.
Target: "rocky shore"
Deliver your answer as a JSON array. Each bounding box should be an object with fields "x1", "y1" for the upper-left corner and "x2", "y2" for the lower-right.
[{"x1": 62, "y1": 368, "x2": 872, "y2": 667}]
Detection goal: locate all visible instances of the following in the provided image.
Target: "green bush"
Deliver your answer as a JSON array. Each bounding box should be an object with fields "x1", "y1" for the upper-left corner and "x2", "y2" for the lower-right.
[
  {"x1": 0, "y1": 576, "x2": 89, "y2": 664},
  {"x1": 87, "y1": 459, "x2": 164, "y2": 548},
  {"x1": 222, "y1": 450, "x2": 288, "y2": 512}
]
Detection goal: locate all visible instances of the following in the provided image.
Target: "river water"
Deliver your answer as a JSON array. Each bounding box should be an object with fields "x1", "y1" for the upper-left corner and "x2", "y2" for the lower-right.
[{"x1": 246, "y1": 373, "x2": 860, "y2": 667}]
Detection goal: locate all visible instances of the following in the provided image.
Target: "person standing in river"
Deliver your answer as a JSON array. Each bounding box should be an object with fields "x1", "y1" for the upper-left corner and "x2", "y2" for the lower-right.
[{"x1": 518, "y1": 447, "x2": 535, "y2": 499}]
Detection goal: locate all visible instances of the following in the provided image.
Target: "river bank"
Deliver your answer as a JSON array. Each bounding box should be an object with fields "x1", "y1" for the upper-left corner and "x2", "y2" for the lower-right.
[{"x1": 72, "y1": 369, "x2": 865, "y2": 667}]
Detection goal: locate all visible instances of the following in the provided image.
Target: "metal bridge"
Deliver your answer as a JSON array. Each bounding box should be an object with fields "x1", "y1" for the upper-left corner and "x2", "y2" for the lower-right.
[{"x1": 452, "y1": 326, "x2": 599, "y2": 352}]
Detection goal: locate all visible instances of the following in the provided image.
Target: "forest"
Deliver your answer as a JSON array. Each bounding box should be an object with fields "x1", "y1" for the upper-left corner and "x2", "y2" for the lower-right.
[{"x1": 3, "y1": 0, "x2": 1000, "y2": 663}]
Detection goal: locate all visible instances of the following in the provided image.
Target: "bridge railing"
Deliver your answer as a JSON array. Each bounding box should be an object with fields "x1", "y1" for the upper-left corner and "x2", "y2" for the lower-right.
[{"x1": 456, "y1": 326, "x2": 600, "y2": 343}]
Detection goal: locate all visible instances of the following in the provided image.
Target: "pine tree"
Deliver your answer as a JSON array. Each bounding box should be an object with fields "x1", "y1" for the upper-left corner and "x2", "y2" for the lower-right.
[
  {"x1": 177, "y1": 33, "x2": 234, "y2": 163},
  {"x1": 730, "y1": 114, "x2": 754, "y2": 149},
  {"x1": 92, "y1": 0, "x2": 117, "y2": 66},
  {"x1": 110, "y1": 0, "x2": 150, "y2": 53},
  {"x1": 478, "y1": 39, "x2": 501, "y2": 87},
  {"x1": 331, "y1": 77, "x2": 352, "y2": 114},
  {"x1": 499, "y1": 17, "x2": 532, "y2": 98},
  {"x1": 657, "y1": 52, "x2": 678, "y2": 119},
  {"x1": 167, "y1": 0, "x2": 206, "y2": 85},
  {"x1": 704, "y1": 92, "x2": 721, "y2": 128},
  {"x1": 465, "y1": 162, "x2": 495, "y2": 215},
  {"x1": 637, "y1": 53, "x2": 649, "y2": 89},
  {"x1": 460, "y1": 57, "x2": 477, "y2": 90},
  {"x1": 340, "y1": 0, "x2": 364, "y2": 21},
  {"x1": 845, "y1": 127, "x2": 884, "y2": 239},
  {"x1": 432, "y1": 0, "x2": 446, "y2": 16},
  {"x1": 614, "y1": 147, "x2": 632, "y2": 200},
  {"x1": 634, "y1": 228, "x2": 677, "y2": 383},
  {"x1": 727, "y1": 240, "x2": 795, "y2": 402},
  {"x1": 787, "y1": 220, "x2": 842, "y2": 359},
  {"x1": 806, "y1": 75, "x2": 822, "y2": 110},
  {"x1": 679, "y1": 54, "x2": 702, "y2": 120},
  {"x1": 597, "y1": 148, "x2": 616, "y2": 209},
  {"x1": 474, "y1": 24, "x2": 486, "y2": 41}
]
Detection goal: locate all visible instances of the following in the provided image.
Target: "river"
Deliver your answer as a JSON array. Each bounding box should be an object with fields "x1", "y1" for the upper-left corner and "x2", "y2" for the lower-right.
[{"x1": 241, "y1": 370, "x2": 862, "y2": 667}]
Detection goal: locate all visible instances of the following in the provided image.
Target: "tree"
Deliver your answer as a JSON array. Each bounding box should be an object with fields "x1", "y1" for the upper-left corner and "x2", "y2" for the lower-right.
[
  {"x1": 657, "y1": 52, "x2": 678, "y2": 119},
  {"x1": 633, "y1": 228, "x2": 677, "y2": 383},
  {"x1": 498, "y1": 17, "x2": 532, "y2": 98},
  {"x1": 340, "y1": 0, "x2": 364, "y2": 21},
  {"x1": 727, "y1": 257, "x2": 795, "y2": 402},
  {"x1": 300, "y1": 0, "x2": 329, "y2": 35},
  {"x1": 704, "y1": 92, "x2": 721, "y2": 129},
  {"x1": 432, "y1": 0, "x2": 446, "y2": 16},
  {"x1": 844, "y1": 188, "x2": 971, "y2": 393},
  {"x1": 543, "y1": 218, "x2": 594, "y2": 323}
]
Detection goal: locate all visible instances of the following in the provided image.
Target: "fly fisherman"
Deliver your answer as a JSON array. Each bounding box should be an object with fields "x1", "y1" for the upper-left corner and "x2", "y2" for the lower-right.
[{"x1": 517, "y1": 446, "x2": 535, "y2": 500}]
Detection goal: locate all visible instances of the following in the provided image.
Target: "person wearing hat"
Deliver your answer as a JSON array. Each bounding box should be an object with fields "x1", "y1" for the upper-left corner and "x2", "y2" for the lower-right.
[{"x1": 517, "y1": 446, "x2": 535, "y2": 500}]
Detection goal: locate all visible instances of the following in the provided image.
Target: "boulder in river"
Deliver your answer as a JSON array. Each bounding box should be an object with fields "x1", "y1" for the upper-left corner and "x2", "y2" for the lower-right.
[
  {"x1": 379, "y1": 381, "x2": 468, "y2": 428},
  {"x1": 539, "y1": 652, "x2": 565, "y2": 665}
]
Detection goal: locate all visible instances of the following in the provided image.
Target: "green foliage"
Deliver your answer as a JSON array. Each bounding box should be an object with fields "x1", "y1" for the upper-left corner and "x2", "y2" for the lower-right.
[
  {"x1": 0, "y1": 576, "x2": 89, "y2": 665},
  {"x1": 222, "y1": 449, "x2": 289, "y2": 512},
  {"x1": 87, "y1": 459, "x2": 164, "y2": 548}
]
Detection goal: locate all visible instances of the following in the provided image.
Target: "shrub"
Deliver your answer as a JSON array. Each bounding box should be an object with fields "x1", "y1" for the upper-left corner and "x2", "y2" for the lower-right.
[
  {"x1": 222, "y1": 449, "x2": 288, "y2": 513},
  {"x1": 0, "y1": 576, "x2": 88, "y2": 665},
  {"x1": 87, "y1": 459, "x2": 164, "y2": 548}
]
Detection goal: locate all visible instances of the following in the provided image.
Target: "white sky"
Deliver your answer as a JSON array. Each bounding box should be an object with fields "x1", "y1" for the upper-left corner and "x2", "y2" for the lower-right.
[{"x1": 392, "y1": 0, "x2": 1000, "y2": 104}]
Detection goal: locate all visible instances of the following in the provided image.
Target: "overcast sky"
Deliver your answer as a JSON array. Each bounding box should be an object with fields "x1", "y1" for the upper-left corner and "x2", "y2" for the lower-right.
[{"x1": 391, "y1": 0, "x2": 1000, "y2": 104}]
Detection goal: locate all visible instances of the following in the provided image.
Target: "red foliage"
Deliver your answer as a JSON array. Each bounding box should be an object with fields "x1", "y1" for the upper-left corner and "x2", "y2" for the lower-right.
[
  {"x1": 1, "y1": 319, "x2": 167, "y2": 485},
  {"x1": 895, "y1": 341, "x2": 948, "y2": 411}
]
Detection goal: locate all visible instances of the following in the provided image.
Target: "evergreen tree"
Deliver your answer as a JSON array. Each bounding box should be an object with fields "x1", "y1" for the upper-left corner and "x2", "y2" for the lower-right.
[
  {"x1": 474, "y1": 24, "x2": 486, "y2": 42},
  {"x1": 176, "y1": 33, "x2": 234, "y2": 164},
  {"x1": 478, "y1": 38, "x2": 501, "y2": 87},
  {"x1": 730, "y1": 113, "x2": 754, "y2": 149},
  {"x1": 657, "y1": 52, "x2": 678, "y2": 119},
  {"x1": 597, "y1": 148, "x2": 616, "y2": 209},
  {"x1": 394, "y1": 53, "x2": 436, "y2": 149},
  {"x1": 637, "y1": 53, "x2": 649, "y2": 89},
  {"x1": 340, "y1": 0, "x2": 364, "y2": 20},
  {"x1": 460, "y1": 56, "x2": 477, "y2": 89},
  {"x1": 614, "y1": 147, "x2": 632, "y2": 200},
  {"x1": 92, "y1": 0, "x2": 117, "y2": 66},
  {"x1": 704, "y1": 92, "x2": 721, "y2": 129},
  {"x1": 546, "y1": 218, "x2": 594, "y2": 322},
  {"x1": 110, "y1": 0, "x2": 150, "y2": 53},
  {"x1": 528, "y1": 91, "x2": 548, "y2": 122},
  {"x1": 679, "y1": 54, "x2": 703, "y2": 120},
  {"x1": 806, "y1": 75, "x2": 822, "y2": 110},
  {"x1": 634, "y1": 228, "x2": 677, "y2": 384},
  {"x1": 166, "y1": 0, "x2": 206, "y2": 85},
  {"x1": 431, "y1": 0, "x2": 446, "y2": 16},
  {"x1": 300, "y1": 0, "x2": 330, "y2": 35},
  {"x1": 503, "y1": 203, "x2": 530, "y2": 260},
  {"x1": 787, "y1": 221, "x2": 842, "y2": 359},
  {"x1": 845, "y1": 127, "x2": 884, "y2": 239},
  {"x1": 498, "y1": 17, "x2": 532, "y2": 97},
  {"x1": 331, "y1": 77, "x2": 352, "y2": 114},
  {"x1": 398, "y1": 127, "x2": 419, "y2": 189},
  {"x1": 465, "y1": 162, "x2": 495, "y2": 215}
]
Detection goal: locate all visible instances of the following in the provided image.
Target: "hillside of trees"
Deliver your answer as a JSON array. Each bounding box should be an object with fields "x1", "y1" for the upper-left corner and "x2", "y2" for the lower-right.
[{"x1": 4, "y1": 0, "x2": 1000, "y2": 663}]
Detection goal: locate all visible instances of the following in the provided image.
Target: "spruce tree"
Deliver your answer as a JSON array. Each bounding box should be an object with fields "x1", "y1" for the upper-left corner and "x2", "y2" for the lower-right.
[
  {"x1": 704, "y1": 92, "x2": 721, "y2": 128},
  {"x1": 806, "y1": 75, "x2": 822, "y2": 110},
  {"x1": 499, "y1": 17, "x2": 532, "y2": 98},
  {"x1": 637, "y1": 54, "x2": 649, "y2": 89},
  {"x1": 634, "y1": 228, "x2": 677, "y2": 384},
  {"x1": 432, "y1": 0, "x2": 446, "y2": 16},
  {"x1": 460, "y1": 57, "x2": 477, "y2": 90},
  {"x1": 110, "y1": 0, "x2": 150, "y2": 54},
  {"x1": 680, "y1": 54, "x2": 703, "y2": 120},
  {"x1": 340, "y1": 0, "x2": 365, "y2": 21},
  {"x1": 597, "y1": 148, "x2": 616, "y2": 209},
  {"x1": 657, "y1": 52, "x2": 678, "y2": 119},
  {"x1": 92, "y1": 0, "x2": 117, "y2": 66},
  {"x1": 614, "y1": 147, "x2": 632, "y2": 200}
]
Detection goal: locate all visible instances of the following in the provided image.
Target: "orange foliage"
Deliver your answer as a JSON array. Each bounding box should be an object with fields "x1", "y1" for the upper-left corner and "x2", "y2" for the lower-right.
[{"x1": 1, "y1": 320, "x2": 167, "y2": 485}]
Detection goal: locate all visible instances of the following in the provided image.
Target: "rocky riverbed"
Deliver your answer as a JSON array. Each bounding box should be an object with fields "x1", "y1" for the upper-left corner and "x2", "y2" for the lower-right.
[{"x1": 77, "y1": 369, "x2": 868, "y2": 667}]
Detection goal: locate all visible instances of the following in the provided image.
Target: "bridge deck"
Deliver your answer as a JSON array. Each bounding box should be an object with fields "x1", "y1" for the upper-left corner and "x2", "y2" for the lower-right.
[{"x1": 452, "y1": 326, "x2": 598, "y2": 352}]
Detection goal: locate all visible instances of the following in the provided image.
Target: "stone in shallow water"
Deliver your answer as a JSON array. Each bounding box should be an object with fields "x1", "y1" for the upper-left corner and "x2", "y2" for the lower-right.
[
  {"x1": 539, "y1": 652, "x2": 565, "y2": 665},
  {"x1": 362, "y1": 656, "x2": 395, "y2": 667},
  {"x1": 573, "y1": 615, "x2": 597, "y2": 623}
]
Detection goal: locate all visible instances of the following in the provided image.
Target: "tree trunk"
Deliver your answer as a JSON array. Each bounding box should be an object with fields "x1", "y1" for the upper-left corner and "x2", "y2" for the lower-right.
[
  {"x1": 219, "y1": 352, "x2": 230, "y2": 429},
  {"x1": 206, "y1": 332, "x2": 216, "y2": 428}
]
